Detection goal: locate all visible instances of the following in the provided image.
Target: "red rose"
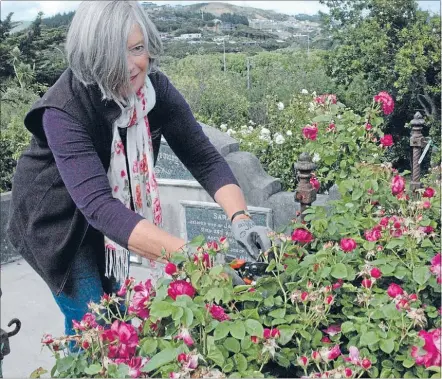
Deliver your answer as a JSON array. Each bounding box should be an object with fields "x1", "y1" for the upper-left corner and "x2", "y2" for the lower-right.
[
  {"x1": 310, "y1": 177, "x2": 320, "y2": 191},
  {"x1": 165, "y1": 262, "x2": 177, "y2": 276},
  {"x1": 374, "y1": 91, "x2": 394, "y2": 115},
  {"x1": 387, "y1": 283, "x2": 404, "y2": 298},
  {"x1": 370, "y1": 267, "x2": 382, "y2": 279},
  {"x1": 361, "y1": 278, "x2": 372, "y2": 288},
  {"x1": 167, "y1": 280, "x2": 196, "y2": 300},
  {"x1": 292, "y1": 228, "x2": 314, "y2": 244},
  {"x1": 380, "y1": 134, "x2": 394, "y2": 147},
  {"x1": 302, "y1": 124, "x2": 318, "y2": 140},
  {"x1": 207, "y1": 304, "x2": 230, "y2": 322},
  {"x1": 391, "y1": 175, "x2": 405, "y2": 196},
  {"x1": 423, "y1": 187, "x2": 435, "y2": 198},
  {"x1": 339, "y1": 238, "x2": 357, "y2": 252}
]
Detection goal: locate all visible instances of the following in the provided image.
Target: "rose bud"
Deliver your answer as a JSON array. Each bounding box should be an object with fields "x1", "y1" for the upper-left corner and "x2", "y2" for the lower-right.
[
  {"x1": 361, "y1": 278, "x2": 372, "y2": 288},
  {"x1": 165, "y1": 262, "x2": 177, "y2": 276},
  {"x1": 361, "y1": 358, "x2": 372, "y2": 370},
  {"x1": 370, "y1": 267, "x2": 382, "y2": 279}
]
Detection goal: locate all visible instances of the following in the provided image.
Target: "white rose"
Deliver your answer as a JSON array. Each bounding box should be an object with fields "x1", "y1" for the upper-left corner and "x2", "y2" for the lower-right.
[
  {"x1": 249, "y1": 119, "x2": 256, "y2": 125},
  {"x1": 312, "y1": 153, "x2": 321, "y2": 163},
  {"x1": 275, "y1": 133, "x2": 285, "y2": 145},
  {"x1": 220, "y1": 123, "x2": 227, "y2": 131},
  {"x1": 261, "y1": 128, "x2": 271, "y2": 135},
  {"x1": 277, "y1": 102, "x2": 284, "y2": 111},
  {"x1": 226, "y1": 128, "x2": 236, "y2": 136},
  {"x1": 248, "y1": 126, "x2": 254, "y2": 131},
  {"x1": 286, "y1": 130, "x2": 292, "y2": 136},
  {"x1": 301, "y1": 89, "x2": 308, "y2": 94}
]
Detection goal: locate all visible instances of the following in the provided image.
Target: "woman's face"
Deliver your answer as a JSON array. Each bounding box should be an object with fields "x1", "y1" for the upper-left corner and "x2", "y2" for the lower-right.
[{"x1": 127, "y1": 24, "x2": 149, "y2": 94}]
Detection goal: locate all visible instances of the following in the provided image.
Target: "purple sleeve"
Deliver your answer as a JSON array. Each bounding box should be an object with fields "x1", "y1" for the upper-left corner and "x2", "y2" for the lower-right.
[
  {"x1": 42, "y1": 108, "x2": 144, "y2": 247},
  {"x1": 153, "y1": 72, "x2": 239, "y2": 198}
]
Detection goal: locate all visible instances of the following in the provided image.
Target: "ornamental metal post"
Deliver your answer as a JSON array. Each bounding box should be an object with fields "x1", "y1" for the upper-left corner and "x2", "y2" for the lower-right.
[
  {"x1": 409, "y1": 112, "x2": 426, "y2": 194},
  {"x1": 294, "y1": 152, "x2": 317, "y2": 221},
  {"x1": 0, "y1": 289, "x2": 21, "y2": 378}
]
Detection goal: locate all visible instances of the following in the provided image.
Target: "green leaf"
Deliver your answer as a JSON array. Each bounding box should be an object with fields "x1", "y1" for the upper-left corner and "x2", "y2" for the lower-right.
[
  {"x1": 224, "y1": 337, "x2": 241, "y2": 353},
  {"x1": 380, "y1": 338, "x2": 395, "y2": 354},
  {"x1": 191, "y1": 270, "x2": 202, "y2": 287},
  {"x1": 359, "y1": 331, "x2": 379, "y2": 346},
  {"x1": 30, "y1": 367, "x2": 48, "y2": 378},
  {"x1": 382, "y1": 303, "x2": 401, "y2": 320},
  {"x1": 214, "y1": 321, "x2": 231, "y2": 340},
  {"x1": 183, "y1": 307, "x2": 193, "y2": 327},
  {"x1": 341, "y1": 321, "x2": 355, "y2": 334},
  {"x1": 84, "y1": 364, "x2": 102, "y2": 375},
  {"x1": 189, "y1": 234, "x2": 205, "y2": 246},
  {"x1": 208, "y1": 346, "x2": 225, "y2": 367},
  {"x1": 331, "y1": 263, "x2": 348, "y2": 279},
  {"x1": 245, "y1": 319, "x2": 264, "y2": 337},
  {"x1": 413, "y1": 266, "x2": 431, "y2": 286},
  {"x1": 150, "y1": 301, "x2": 173, "y2": 319},
  {"x1": 210, "y1": 265, "x2": 223, "y2": 277},
  {"x1": 230, "y1": 320, "x2": 246, "y2": 340},
  {"x1": 402, "y1": 359, "x2": 415, "y2": 368},
  {"x1": 234, "y1": 353, "x2": 248, "y2": 373},
  {"x1": 268, "y1": 308, "x2": 286, "y2": 319},
  {"x1": 56, "y1": 356, "x2": 75, "y2": 373},
  {"x1": 141, "y1": 338, "x2": 158, "y2": 355},
  {"x1": 421, "y1": 239, "x2": 434, "y2": 248},
  {"x1": 385, "y1": 239, "x2": 404, "y2": 249},
  {"x1": 171, "y1": 306, "x2": 184, "y2": 321},
  {"x1": 142, "y1": 348, "x2": 177, "y2": 372}
]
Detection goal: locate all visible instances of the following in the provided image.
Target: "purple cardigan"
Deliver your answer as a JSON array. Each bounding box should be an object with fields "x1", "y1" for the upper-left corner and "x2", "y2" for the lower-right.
[{"x1": 42, "y1": 103, "x2": 237, "y2": 248}]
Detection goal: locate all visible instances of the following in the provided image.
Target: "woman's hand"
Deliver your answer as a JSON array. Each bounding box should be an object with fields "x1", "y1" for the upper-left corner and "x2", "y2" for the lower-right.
[{"x1": 231, "y1": 218, "x2": 272, "y2": 261}]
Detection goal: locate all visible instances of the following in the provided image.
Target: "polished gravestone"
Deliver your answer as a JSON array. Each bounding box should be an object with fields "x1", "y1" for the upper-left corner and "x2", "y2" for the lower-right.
[{"x1": 180, "y1": 200, "x2": 273, "y2": 260}]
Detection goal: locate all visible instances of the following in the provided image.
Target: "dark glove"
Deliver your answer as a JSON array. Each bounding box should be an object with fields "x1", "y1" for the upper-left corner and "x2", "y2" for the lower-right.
[{"x1": 231, "y1": 218, "x2": 272, "y2": 261}]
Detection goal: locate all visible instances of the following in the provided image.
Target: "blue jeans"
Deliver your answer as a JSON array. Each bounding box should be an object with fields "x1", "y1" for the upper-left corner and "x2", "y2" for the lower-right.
[{"x1": 52, "y1": 243, "x2": 122, "y2": 336}]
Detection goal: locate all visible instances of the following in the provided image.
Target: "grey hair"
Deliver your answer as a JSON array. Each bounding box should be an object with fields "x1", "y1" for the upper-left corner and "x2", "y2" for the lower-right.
[{"x1": 66, "y1": 1, "x2": 162, "y2": 106}]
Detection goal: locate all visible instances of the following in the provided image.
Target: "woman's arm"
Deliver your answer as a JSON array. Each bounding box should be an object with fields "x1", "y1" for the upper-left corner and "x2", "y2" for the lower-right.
[
  {"x1": 43, "y1": 108, "x2": 184, "y2": 260},
  {"x1": 214, "y1": 184, "x2": 250, "y2": 222}
]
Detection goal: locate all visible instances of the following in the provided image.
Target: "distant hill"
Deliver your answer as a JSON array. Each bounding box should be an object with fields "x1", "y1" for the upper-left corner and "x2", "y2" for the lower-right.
[{"x1": 184, "y1": 2, "x2": 289, "y2": 21}]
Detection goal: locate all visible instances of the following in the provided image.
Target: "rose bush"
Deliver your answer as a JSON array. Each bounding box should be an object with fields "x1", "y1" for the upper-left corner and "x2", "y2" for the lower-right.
[
  {"x1": 35, "y1": 93, "x2": 440, "y2": 378},
  {"x1": 37, "y1": 162, "x2": 440, "y2": 378},
  {"x1": 226, "y1": 90, "x2": 400, "y2": 192}
]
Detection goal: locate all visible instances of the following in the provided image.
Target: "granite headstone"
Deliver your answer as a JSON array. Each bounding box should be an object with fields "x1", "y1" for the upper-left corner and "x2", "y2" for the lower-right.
[
  {"x1": 154, "y1": 139, "x2": 195, "y2": 181},
  {"x1": 180, "y1": 200, "x2": 273, "y2": 260}
]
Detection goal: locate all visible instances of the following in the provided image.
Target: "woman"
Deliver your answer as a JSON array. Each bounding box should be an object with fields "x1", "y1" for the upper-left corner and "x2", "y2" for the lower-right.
[{"x1": 7, "y1": 1, "x2": 271, "y2": 335}]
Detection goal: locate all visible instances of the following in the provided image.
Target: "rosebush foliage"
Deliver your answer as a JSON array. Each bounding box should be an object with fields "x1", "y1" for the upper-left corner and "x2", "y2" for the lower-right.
[
  {"x1": 38, "y1": 106, "x2": 441, "y2": 377},
  {"x1": 224, "y1": 90, "x2": 398, "y2": 192}
]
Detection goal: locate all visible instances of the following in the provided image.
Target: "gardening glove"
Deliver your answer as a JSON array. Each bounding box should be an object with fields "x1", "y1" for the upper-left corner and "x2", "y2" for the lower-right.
[{"x1": 231, "y1": 218, "x2": 272, "y2": 261}]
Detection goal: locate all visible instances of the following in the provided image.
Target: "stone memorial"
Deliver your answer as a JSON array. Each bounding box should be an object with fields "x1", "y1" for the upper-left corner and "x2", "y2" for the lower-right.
[
  {"x1": 180, "y1": 200, "x2": 273, "y2": 260},
  {"x1": 155, "y1": 139, "x2": 195, "y2": 181}
]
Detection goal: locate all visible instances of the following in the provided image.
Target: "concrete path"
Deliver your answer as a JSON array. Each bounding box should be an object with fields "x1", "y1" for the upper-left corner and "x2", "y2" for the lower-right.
[{"x1": 1, "y1": 259, "x2": 154, "y2": 378}]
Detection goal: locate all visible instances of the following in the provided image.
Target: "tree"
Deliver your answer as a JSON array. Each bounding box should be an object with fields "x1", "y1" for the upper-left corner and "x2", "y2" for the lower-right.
[{"x1": 320, "y1": 0, "x2": 441, "y2": 167}]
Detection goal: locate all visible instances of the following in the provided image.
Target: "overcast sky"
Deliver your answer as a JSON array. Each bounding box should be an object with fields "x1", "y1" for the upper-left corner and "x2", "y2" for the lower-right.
[{"x1": 1, "y1": 0, "x2": 440, "y2": 21}]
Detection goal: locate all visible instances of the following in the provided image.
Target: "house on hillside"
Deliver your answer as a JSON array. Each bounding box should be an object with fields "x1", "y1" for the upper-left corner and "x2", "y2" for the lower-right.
[{"x1": 177, "y1": 33, "x2": 202, "y2": 40}]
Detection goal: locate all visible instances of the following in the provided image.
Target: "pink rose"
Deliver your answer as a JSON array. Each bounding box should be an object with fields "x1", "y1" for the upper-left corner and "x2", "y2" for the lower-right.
[
  {"x1": 298, "y1": 356, "x2": 309, "y2": 367},
  {"x1": 387, "y1": 283, "x2": 404, "y2": 298},
  {"x1": 430, "y1": 253, "x2": 441, "y2": 284},
  {"x1": 411, "y1": 328, "x2": 441, "y2": 368},
  {"x1": 167, "y1": 280, "x2": 196, "y2": 300},
  {"x1": 206, "y1": 304, "x2": 230, "y2": 322},
  {"x1": 292, "y1": 228, "x2": 314, "y2": 244},
  {"x1": 302, "y1": 124, "x2": 318, "y2": 140},
  {"x1": 370, "y1": 267, "x2": 382, "y2": 279},
  {"x1": 380, "y1": 134, "x2": 394, "y2": 147},
  {"x1": 365, "y1": 122, "x2": 372, "y2": 131},
  {"x1": 339, "y1": 238, "x2": 357, "y2": 252},
  {"x1": 327, "y1": 345, "x2": 341, "y2": 360},
  {"x1": 175, "y1": 327, "x2": 194, "y2": 346},
  {"x1": 423, "y1": 187, "x2": 435, "y2": 198},
  {"x1": 323, "y1": 325, "x2": 341, "y2": 336},
  {"x1": 391, "y1": 175, "x2": 405, "y2": 195},
  {"x1": 374, "y1": 91, "x2": 395, "y2": 115},
  {"x1": 310, "y1": 177, "x2": 320, "y2": 191},
  {"x1": 101, "y1": 321, "x2": 138, "y2": 359},
  {"x1": 361, "y1": 358, "x2": 372, "y2": 370},
  {"x1": 361, "y1": 278, "x2": 372, "y2": 288},
  {"x1": 365, "y1": 227, "x2": 382, "y2": 242},
  {"x1": 263, "y1": 328, "x2": 280, "y2": 339},
  {"x1": 165, "y1": 262, "x2": 177, "y2": 276}
]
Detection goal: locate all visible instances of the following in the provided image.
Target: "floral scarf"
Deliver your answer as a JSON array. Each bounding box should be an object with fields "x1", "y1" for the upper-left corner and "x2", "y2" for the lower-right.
[{"x1": 105, "y1": 76, "x2": 162, "y2": 282}]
